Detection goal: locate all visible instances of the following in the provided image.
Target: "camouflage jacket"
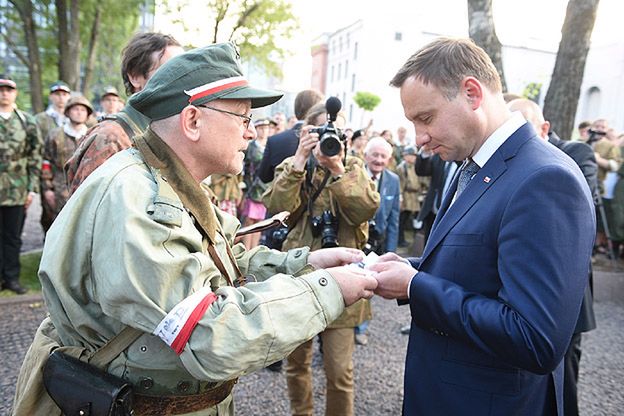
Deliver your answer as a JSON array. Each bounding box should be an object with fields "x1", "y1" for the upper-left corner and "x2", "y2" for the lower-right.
[
  {"x1": 35, "y1": 109, "x2": 65, "y2": 142},
  {"x1": 263, "y1": 155, "x2": 380, "y2": 328},
  {"x1": 42, "y1": 127, "x2": 81, "y2": 211},
  {"x1": 397, "y1": 160, "x2": 421, "y2": 212},
  {"x1": 64, "y1": 105, "x2": 149, "y2": 195},
  {"x1": 0, "y1": 109, "x2": 42, "y2": 206}
]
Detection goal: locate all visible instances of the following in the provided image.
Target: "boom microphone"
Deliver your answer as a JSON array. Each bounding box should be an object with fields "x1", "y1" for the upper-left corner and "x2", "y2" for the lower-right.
[{"x1": 325, "y1": 97, "x2": 342, "y2": 122}]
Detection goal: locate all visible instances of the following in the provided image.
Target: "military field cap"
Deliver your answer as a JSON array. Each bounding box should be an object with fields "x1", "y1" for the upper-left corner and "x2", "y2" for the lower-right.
[
  {"x1": 50, "y1": 81, "x2": 71, "y2": 94},
  {"x1": 64, "y1": 95, "x2": 94, "y2": 116},
  {"x1": 254, "y1": 118, "x2": 271, "y2": 127},
  {"x1": 102, "y1": 86, "x2": 120, "y2": 98},
  {"x1": 129, "y1": 42, "x2": 283, "y2": 121},
  {"x1": 403, "y1": 145, "x2": 417, "y2": 156},
  {"x1": 0, "y1": 75, "x2": 17, "y2": 89}
]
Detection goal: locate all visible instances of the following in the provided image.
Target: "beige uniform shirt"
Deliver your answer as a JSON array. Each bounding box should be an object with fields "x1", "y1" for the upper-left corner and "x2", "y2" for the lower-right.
[{"x1": 22, "y1": 130, "x2": 346, "y2": 415}]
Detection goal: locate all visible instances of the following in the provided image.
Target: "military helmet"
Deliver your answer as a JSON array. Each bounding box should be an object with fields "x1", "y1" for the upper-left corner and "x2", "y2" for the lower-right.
[{"x1": 64, "y1": 95, "x2": 94, "y2": 116}]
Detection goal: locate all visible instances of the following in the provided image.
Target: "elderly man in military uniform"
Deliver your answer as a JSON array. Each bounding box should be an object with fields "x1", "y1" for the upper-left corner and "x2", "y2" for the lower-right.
[
  {"x1": 41, "y1": 95, "x2": 93, "y2": 232},
  {"x1": 263, "y1": 102, "x2": 380, "y2": 416},
  {"x1": 64, "y1": 32, "x2": 183, "y2": 195},
  {"x1": 13, "y1": 44, "x2": 377, "y2": 416},
  {"x1": 0, "y1": 76, "x2": 42, "y2": 295},
  {"x1": 35, "y1": 81, "x2": 71, "y2": 141}
]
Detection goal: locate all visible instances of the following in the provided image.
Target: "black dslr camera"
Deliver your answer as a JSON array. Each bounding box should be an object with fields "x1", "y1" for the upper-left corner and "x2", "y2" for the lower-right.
[
  {"x1": 587, "y1": 128, "x2": 607, "y2": 144},
  {"x1": 310, "y1": 210, "x2": 339, "y2": 248},
  {"x1": 363, "y1": 220, "x2": 383, "y2": 255},
  {"x1": 309, "y1": 97, "x2": 346, "y2": 157}
]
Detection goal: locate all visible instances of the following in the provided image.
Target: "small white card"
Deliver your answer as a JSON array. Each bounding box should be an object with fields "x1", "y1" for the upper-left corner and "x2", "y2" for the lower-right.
[{"x1": 349, "y1": 252, "x2": 379, "y2": 273}]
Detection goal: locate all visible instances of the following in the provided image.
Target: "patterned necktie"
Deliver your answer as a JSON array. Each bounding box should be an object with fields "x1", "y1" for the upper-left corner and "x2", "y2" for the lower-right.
[{"x1": 456, "y1": 159, "x2": 479, "y2": 197}]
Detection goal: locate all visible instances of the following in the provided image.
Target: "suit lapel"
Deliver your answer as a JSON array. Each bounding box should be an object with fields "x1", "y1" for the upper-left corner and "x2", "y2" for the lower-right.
[{"x1": 419, "y1": 123, "x2": 535, "y2": 264}]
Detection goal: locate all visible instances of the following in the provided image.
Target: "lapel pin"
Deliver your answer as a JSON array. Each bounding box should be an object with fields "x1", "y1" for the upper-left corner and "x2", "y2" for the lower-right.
[{"x1": 483, "y1": 176, "x2": 491, "y2": 183}]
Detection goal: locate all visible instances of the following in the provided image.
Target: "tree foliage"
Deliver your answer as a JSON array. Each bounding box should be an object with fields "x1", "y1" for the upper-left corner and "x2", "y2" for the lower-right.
[
  {"x1": 353, "y1": 91, "x2": 381, "y2": 112},
  {"x1": 158, "y1": 0, "x2": 299, "y2": 78},
  {"x1": 0, "y1": 0, "x2": 144, "y2": 111},
  {"x1": 543, "y1": 0, "x2": 600, "y2": 140}
]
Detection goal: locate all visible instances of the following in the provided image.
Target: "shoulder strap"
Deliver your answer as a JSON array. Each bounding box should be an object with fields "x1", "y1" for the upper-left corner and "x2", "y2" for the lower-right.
[{"x1": 90, "y1": 326, "x2": 143, "y2": 368}]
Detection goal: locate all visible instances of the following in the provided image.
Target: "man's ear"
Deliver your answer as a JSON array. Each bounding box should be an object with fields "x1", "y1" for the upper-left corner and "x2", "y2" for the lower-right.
[
  {"x1": 180, "y1": 106, "x2": 203, "y2": 142},
  {"x1": 542, "y1": 120, "x2": 551, "y2": 138},
  {"x1": 461, "y1": 77, "x2": 483, "y2": 110}
]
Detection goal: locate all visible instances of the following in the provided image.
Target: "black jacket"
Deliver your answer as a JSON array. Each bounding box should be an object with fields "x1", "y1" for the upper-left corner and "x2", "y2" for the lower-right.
[{"x1": 257, "y1": 123, "x2": 302, "y2": 183}]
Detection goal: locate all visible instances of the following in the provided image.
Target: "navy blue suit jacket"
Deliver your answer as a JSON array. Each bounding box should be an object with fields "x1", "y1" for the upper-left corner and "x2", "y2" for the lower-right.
[
  {"x1": 373, "y1": 169, "x2": 400, "y2": 252},
  {"x1": 403, "y1": 123, "x2": 595, "y2": 415}
]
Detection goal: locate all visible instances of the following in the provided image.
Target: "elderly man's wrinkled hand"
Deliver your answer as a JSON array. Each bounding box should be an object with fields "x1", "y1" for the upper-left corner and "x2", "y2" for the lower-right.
[
  {"x1": 326, "y1": 266, "x2": 378, "y2": 306},
  {"x1": 308, "y1": 247, "x2": 364, "y2": 269}
]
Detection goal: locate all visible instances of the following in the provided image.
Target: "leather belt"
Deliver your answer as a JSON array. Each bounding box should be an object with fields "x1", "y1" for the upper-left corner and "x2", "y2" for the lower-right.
[{"x1": 133, "y1": 378, "x2": 237, "y2": 415}]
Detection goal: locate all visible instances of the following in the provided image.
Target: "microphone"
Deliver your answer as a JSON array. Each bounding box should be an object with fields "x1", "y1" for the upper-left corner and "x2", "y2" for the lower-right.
[{"x1": 325, "y1": 97, "x2": 342, "y2": 122}]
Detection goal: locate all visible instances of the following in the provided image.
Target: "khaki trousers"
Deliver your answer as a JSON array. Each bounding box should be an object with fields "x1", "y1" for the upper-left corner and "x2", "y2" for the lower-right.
[{"x1": 286, "y1": 327, "x2": 355, "y2": 416}]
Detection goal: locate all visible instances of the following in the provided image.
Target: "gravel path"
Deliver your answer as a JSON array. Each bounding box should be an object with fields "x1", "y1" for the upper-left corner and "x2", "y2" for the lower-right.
[{"x1": 2, "y1": 293, "x2": 623, "y2": 415}]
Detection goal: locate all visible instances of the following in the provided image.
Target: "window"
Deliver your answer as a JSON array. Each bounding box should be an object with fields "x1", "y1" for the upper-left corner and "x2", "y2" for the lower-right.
[
  {"x1": 345, "y1": 60, "x2": 349, "y2": 78},
  {"x1": 351, "y1": 74, "x2": 356, "y2": 92},
  {"x1": 338, "y1": 63, "x2": 342, "y2": 80},
  {"x1": 331, "y1": 65, "x2": 335, "y2": 82},
  {"x1": 349, "y1": 104, "x2": 354, "y2": 123},
  {"x1": 395, "y1": 32, "x2": 403, "y2": 41},
  {"x1": 353, "y1": 42, "x2": 358, "y2": 60}
]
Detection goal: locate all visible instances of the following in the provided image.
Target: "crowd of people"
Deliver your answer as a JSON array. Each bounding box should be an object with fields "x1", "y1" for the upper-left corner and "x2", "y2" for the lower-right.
[{"x1": 0, "y1": 33, "x2": 608, "y2": 416}]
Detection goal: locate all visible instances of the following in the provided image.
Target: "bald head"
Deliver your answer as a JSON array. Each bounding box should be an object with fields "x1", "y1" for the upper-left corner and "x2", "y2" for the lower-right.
[{"x1": 507, "y1": 98, "x2": 549, "y2": 140}]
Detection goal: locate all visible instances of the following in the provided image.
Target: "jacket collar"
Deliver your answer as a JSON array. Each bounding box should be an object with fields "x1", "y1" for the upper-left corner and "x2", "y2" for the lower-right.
[{"x1": 420, "y1": 122, "x2": 536, "y2": 264}]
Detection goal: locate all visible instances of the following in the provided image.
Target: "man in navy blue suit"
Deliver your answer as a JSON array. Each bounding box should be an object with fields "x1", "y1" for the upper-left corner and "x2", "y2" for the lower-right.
[
  {"x1": 370, "y1": 38, "x2": 595, "y2": 415},
  {"x1": 364, "y1": 137, "x2": 400, "y2": 254}
]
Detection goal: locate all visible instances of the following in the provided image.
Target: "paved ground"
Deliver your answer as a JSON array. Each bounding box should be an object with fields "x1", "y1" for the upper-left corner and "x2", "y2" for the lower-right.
[{"x1": 2, "y1": 201, "x2": 623, "y2": 414}]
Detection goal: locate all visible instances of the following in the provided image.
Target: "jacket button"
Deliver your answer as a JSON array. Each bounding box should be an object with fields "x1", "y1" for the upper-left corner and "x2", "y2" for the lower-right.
[
  {"x1": 177, "y1": 380, "x2": 191, "y2": 392},
  {"x1": 319, "y1": 277, "x2": 328, "y2": 286},
  {"x1": 140, "y1": 345, "x2": 148, "y2": 353},
  {"x1": 139, "y1": 377, "x2": 154, "y2": 390}
]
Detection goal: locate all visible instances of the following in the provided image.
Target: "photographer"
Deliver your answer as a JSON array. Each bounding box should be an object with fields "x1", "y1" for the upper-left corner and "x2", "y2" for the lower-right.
[
  {"x1": 584, "y1": 119, "x2": 622, "y2": 254},
  {"x1": 263, "y1": 101, "x2": 379, "y2": 416}
]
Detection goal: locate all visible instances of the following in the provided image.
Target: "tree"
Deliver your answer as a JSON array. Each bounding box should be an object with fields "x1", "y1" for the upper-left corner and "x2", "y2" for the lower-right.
[
  {"x1": 1, "y1": 0, "x2": 144, "y2": 111},
  {"x1": 467, "y1": 0, "x2": 507, "y2": 92},
  {"x1": 2, "y1": 0, "x2": 45, "y2": 113},
  {"x1": 158, "y1": 0, "x2": 299, "y2": 78},
  {"x1": 543, "y1": 0, "x2": 600, "y2": 140},
  {"x1": 353, "y1": 91, "x2": 381, "y2": 126}
]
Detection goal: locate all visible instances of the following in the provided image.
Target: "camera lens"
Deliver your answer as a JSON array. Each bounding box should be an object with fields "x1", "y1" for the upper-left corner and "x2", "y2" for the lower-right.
[{"x1": 319, "y1": 134, "x2": 342, "y2": 156}]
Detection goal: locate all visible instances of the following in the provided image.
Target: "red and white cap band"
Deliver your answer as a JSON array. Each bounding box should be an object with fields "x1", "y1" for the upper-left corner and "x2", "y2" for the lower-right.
[
  {"x1": 153, "y1": 286, "x2": 218, "y2": 355},
  {"x1": 184, "y1": 76, "x2": 248, "y2": 103}
]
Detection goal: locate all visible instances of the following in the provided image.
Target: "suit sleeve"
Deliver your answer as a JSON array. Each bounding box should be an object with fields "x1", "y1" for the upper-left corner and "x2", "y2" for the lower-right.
[
  {"x1": 257, "y1": 138, "x2": 274, "y2": 183},
  {"x1": 408, "y1": 165, "x2": 595, "y2": 374},
  {"x1": 384, "y1": 177, "x2": 401, "y2": 252}
]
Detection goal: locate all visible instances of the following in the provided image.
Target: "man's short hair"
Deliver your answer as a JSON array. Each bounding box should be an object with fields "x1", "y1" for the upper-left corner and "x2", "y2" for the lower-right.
[
  {"x1": 364, "y1": 137, "x2": 393, "y2": 157},
  {"x1": 294, "y1": 89, "x2": 323, "y2": 120},
  {"x1": 121, "y1": 32, "x2": 181, "y2": 95},
  {"x1": 390, "y1": 37, "x2": 502, "y2": 99},
  {"x1": 578, "y1": 120, "x2": 591, "y2": 130}
]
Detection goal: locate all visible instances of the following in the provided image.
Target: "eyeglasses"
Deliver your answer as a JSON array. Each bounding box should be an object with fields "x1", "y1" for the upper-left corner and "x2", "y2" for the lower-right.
[{"x1": 197, "y1": 105, "x2": 253, "y2": 129}]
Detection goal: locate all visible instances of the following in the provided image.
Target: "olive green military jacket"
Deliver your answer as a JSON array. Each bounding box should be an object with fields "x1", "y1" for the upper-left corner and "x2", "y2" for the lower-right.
[
  {"x1": 0, "y1": 109, "x2": 42, "y2": 206},
  {"x1": 397, "y1": 160, "x2": 421, "y2": 212},
  {"x1": 263, "y1": 155, "x2": 380, "y2": 328},
  {"x1": 35, "y1": 110, "x2": 64, "y2": 144},
  {"x1": 208, "y1": 173, "x2": 243, "y2": 203},
  {"x1": 20, "y1": 130, "x2": 346, "y2": 415}
]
